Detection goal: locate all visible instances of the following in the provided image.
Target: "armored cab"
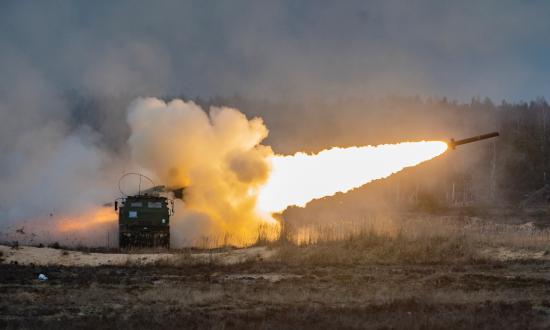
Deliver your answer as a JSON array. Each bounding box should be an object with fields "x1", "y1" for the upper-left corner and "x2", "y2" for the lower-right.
[{"x1": 117, "y1": 194, "x2": 172, "y2": 248}]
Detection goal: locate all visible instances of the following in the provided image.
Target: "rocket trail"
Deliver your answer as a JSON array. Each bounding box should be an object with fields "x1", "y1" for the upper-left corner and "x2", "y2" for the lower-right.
[{"x1": 257, "y1": 141, "x2": 448, "y2": 213}]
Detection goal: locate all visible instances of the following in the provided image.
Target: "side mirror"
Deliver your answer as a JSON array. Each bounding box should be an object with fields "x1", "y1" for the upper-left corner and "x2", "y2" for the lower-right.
[{"x1": 114, "y1": 201, "x2": 118, "y2": 211}]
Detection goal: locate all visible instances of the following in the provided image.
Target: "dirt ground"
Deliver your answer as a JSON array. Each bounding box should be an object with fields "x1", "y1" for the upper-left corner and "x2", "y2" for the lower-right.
[
  {"x1": 2, "y1": 213, "x2": 550, "y2": 329},
  {"x1": 2, "y1": 252, "x2": 550, "y2": 329}
]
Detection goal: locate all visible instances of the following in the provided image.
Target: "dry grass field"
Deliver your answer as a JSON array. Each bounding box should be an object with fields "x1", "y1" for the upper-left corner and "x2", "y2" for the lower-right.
[{"x1": 2, "y1": 215, "x2": 550, "y2": 329}]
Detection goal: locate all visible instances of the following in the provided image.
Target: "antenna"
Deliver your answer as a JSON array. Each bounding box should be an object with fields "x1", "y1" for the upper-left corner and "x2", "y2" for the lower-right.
[{"x1": 118, "y1": 172, "x2": 155, "y2": 197}]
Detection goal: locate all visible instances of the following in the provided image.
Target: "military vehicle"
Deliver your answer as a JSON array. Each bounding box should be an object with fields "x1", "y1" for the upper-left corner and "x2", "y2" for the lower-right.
[{"x1": 115, "y1": 174, "x2": 177, "y2": 249}]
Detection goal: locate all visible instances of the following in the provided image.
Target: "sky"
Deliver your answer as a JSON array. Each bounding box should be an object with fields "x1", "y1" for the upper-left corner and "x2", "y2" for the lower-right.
[{"x1": 1, "y1": 0, "x2": 550, "y2": 102}]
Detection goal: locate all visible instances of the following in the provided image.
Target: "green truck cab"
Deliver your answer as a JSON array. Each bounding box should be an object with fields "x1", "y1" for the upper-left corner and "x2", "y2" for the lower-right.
[{"x1": 117, "y1": 194, "x2": 172, "y2": 248}]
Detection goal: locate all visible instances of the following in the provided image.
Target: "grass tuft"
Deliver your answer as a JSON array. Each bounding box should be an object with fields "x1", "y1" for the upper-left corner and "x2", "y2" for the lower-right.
[{"x1": 275, "y1": 229, "x2": 479, "y2": 266}]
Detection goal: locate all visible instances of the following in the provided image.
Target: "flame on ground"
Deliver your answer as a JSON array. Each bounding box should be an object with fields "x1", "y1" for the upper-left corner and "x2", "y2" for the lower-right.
[
  {"x1": 257, "y1": 141, "x2": 448, "y2": 213},
  {"x1": 57, "y1": 206, "x2": 117, "y2": 233}
]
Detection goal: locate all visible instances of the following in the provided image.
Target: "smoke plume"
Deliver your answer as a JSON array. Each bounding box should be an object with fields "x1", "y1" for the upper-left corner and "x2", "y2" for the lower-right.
[
  {"x1": 0, "y1": 94, "x2": 453, "y2": 247},
  {"x1": 127, "y1": 98, "x2": 276, "y2": 246}
]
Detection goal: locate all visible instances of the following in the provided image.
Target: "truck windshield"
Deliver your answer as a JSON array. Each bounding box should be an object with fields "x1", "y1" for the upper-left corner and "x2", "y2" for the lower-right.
[{"x1": 148, "y1": 202, "x2": 163, "y2": 208}]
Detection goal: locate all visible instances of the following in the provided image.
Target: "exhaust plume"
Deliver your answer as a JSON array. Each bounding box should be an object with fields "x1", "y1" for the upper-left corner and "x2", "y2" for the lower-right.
[
  {"x1": 126, "y1": 98, "x2": 448, "y2": 246},
  {"x1": 258, "y1": 142, "x2": 448, "y2": 213}
]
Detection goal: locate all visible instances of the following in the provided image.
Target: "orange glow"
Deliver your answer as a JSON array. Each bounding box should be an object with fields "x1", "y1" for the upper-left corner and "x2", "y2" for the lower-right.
[
  {"x1": 57, "y1": 206, "x2": 117, "y2": 233},
  {"x1": 258, "y1": 141, "x2": 448, "y2": 213}
]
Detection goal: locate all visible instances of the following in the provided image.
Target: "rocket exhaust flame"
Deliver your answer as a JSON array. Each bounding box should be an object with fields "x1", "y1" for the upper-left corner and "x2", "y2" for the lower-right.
[{"x1": 258, "y1": 141, "x2": 448, "y2": 213}]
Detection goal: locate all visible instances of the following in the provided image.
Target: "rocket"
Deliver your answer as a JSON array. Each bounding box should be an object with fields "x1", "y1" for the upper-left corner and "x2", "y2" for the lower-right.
[{"x1": 448, "y1": 132, "x2": 499, "y2": 149}]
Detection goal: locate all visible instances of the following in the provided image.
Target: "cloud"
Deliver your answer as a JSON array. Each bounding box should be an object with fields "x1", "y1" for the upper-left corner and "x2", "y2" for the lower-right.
[{"x1": 1, "y1": 1, "x2": 549, "y2": 100}]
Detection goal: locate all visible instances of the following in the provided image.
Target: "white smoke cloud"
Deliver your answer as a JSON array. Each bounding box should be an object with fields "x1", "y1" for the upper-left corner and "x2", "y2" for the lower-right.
[
  {"x1": 0, "y1": 51, "x2": 123, "y2": 245},
  {"x1": 126, "y1": 98, "x2": 275, "y2": 246},
  {"x1": 0, "y1": 128, "x2": 121, "y2": 245},
  {"x1": 0, "y1": 95, "x2": 279, "y2": 247}
]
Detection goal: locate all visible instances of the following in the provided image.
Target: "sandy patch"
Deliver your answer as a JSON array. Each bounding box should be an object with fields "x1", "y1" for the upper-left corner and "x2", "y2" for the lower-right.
[
  {"x1": 480, "y1": 247, "x2": 550, "y2": 261},
  {"x1": 221, "y1": 273, "x2": 302, "y2": 282},
  {"x1": 0, "y1": 245, "x2": 275, "y2": 267}
]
